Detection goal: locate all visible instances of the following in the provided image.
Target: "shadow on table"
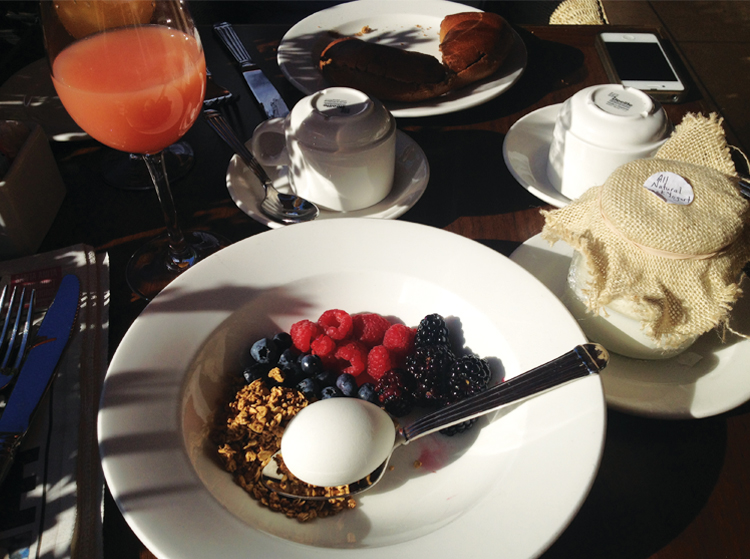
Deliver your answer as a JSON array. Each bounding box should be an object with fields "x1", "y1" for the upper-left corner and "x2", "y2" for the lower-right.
[
  {"x1": 400, "y1": 127, "x2": 543, "y2": 227},
  {"x1": 541, "y1": 410, "x2": 727, "y2": 559}
]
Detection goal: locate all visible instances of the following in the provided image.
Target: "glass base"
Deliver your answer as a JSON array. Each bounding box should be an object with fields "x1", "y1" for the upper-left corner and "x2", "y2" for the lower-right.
[
  {"x1": 126, "y1": 230, "x2": 230, "y2": 300},
  {"x1": 102, "y1": 142, "x2": 195, "y2": 191}
]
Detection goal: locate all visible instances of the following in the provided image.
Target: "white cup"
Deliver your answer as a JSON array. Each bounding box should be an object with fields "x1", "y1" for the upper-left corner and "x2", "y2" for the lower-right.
[
  {"x1": 546, "y1": 84, "x2": 672, "y2": 200},
  {"x1": 251, "y1": 87, "x2": 396, "y2": 212}
]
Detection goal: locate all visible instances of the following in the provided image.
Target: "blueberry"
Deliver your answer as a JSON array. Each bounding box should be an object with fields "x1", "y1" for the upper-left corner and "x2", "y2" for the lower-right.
[
  {"x1": 296, "y1": 377, "x2": 320, "y2": 400},
  {"x1": 321, "y1": 385, "x2": 343, "y2": 399},
  {"x1": 250, "y1": 338, "x2": 279, "y2": 364},
  {"x1": 273, "y1": 331, "x2": 293, "y2": 351},
  {"x1": 278, "y1": 348, "x2": 298, "y2": 371},
  {"x1": 336, "y1": 373, "x2": 358, "y2": 397},
  {"x1": 357, "y1": 382, "x2": 378, "y2": 404},
  {"x1": 242, "y1": 362, "x2": 270, "y2": 384},
  {"x1": 299, "y1": 354, "x2": 322, "y2": 376},
  {"x1": 314, "y1": 370, "x2": 338, "y2": 388}
]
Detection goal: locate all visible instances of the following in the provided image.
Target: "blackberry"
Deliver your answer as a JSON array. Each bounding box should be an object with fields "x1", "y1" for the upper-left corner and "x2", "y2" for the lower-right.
[
  {"x1": 415, "y1": 314, "x2": 450, "y2": 348},
  {"x1": 445, "y1": 355, "x2": 492, "y2": 401},
  {"x1": 440, "y1": 416, "x2": 477, "y2": 436},
  {"x1": 440, "y1": 355, "x2": 492, "y2": 436},
  {"x1": 405, "y1": 345, "x2": 455, "y2": 407},
  {"x1": 375, "y1": 369, "x2": 415, "y2": 417}
]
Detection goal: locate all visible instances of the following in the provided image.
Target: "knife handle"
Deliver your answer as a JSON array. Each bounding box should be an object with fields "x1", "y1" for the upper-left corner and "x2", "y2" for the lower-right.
[
  {"x1": 214, "y1": 22, "x2": 255, "y2": 68},
  {"x1": 0, "y1": 432, "x2": 21, "y2": 487}
]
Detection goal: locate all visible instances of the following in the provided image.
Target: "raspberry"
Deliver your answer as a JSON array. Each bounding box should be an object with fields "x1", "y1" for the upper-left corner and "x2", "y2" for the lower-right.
[
  {"x1": 375, "y1": 369, "x2": 415, "y2": 417},
  {"x1": 290, "y1": 320, "x2": 322, "y2": 352},
  {"x1": 310, "y1": 334, "x2": 336, "y2": 359},
  {"x1": 318, "y1": 309, "x2": 353, "y2": 341},
  {"x1": 366, "y1": 345, "x2": 394, "y2": 380},
  {"x1": 383, "y1": 324, "x2": 416, "y2": 356},
  {"x1": 335, "y1": 340, "x2": 369, "y2": 377},
  {"x1": 352, "y1": 313, "x2": 392, "y2": 347},
  {"x1": 415, "y1": 313, "x2": 450, "y2": 348}
]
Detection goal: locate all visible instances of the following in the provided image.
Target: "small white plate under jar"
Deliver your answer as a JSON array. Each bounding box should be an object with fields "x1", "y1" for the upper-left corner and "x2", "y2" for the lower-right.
[{"x1": 511, "y1": 233, "x2": 750, "y2": 419}]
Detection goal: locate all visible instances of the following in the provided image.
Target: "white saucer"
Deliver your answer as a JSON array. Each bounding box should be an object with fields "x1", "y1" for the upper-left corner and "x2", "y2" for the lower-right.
[
  {"x1": 503, "y1": 104, "x2": 571, "y2": 208},
  {"x1": 510, "y1": 234, "x2": 750, "y2": 419},
  {"x1": 226, "y1": 130, "x2": 429, "y2": 228}
]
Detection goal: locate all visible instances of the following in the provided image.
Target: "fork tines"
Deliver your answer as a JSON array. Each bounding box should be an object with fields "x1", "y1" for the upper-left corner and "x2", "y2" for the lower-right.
[{"x1": 0, "y1": 285, "x2": 35, "y2": 371}]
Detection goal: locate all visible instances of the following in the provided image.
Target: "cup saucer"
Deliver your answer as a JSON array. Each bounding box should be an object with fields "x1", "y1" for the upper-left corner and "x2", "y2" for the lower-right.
[
  {"x1": 510, "y1": 233, "x2": 750, "y2": 419},
  {"x1": 226, "y1": 130, "x2": 429, "y2": 228},
  {"x1": 502, "y1": 104, "x2": 571, "y2": 208}
]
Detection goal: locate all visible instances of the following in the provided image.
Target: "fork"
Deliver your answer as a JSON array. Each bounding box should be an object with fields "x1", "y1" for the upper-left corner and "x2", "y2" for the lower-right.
[{"x1": 0, "y1": 285, "x2": 35, "y2": 390}]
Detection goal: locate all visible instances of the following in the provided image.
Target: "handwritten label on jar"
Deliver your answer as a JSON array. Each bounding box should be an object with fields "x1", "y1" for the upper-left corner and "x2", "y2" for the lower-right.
[{"x1": 643, "y1": 172, "x2": 694, "y2": 205}]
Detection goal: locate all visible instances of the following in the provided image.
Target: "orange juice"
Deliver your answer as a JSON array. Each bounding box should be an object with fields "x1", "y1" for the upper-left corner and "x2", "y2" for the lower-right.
[{"x1": 52, "y1": 25, "x2": 205, "y2": 154}]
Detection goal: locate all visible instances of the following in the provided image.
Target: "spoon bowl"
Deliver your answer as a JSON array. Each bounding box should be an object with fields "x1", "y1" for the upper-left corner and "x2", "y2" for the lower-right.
[{"x1": 262, "y1": 343, "x2": 609, "y2": 500}]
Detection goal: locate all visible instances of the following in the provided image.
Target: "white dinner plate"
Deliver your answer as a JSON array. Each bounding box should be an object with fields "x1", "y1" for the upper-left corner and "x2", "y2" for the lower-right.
[
  {"x1": 0, "y1": 58, "x2": 88, "y2": 142},
  {"x1": 99, "y1": 219, "x2": 606, "y2": 559},
  {"x1": 503, "y1": 104, "x2": 571, "y2": 208},
  {"x1": 510, "y1": 233, "x2": 750, "y2": 419},
  {"x1": 277, "y1": 0, "x2": 527, "y2": 118},
  {"x1": 226, "y1": 130, "x2": 429, "y2": 228}
]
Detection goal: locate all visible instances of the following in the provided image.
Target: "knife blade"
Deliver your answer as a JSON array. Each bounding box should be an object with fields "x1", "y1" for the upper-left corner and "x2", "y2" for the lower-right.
[
  {"x1": 213, "y1": 22, "x2": 289, "y2": 119},
  {"x1": 0, "y1": 274, "x2": 80, "y2": 485}
]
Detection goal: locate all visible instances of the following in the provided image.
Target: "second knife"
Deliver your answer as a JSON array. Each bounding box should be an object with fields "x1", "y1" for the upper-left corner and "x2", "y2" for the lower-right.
[{"x1": 214, "y1": 22, "x2": 289, "y2": 119}]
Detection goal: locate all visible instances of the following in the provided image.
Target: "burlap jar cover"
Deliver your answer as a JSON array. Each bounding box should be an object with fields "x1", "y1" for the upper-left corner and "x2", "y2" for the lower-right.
[{"x1": 542, "y1": 113, "x2": 750, "y2": 349}]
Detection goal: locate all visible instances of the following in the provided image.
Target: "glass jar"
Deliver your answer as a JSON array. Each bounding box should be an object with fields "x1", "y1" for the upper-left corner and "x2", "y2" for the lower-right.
[{"x1": 562, "y1": 251, "x2": 698, "y2": 360}]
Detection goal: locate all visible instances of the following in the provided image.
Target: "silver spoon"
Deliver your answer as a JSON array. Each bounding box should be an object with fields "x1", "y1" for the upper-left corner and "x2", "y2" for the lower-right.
[
  {"x1": 262, "y1": 343, "x2": 609, "y2": 500},
  {"x1": 203, "y1": 109, "x2": 319, "y2": 224}
]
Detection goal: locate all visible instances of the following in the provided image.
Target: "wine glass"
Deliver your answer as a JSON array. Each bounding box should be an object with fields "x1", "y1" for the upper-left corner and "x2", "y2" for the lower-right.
[{"x1": 40, "y1": 0, "x2": 228, "y2": 300}]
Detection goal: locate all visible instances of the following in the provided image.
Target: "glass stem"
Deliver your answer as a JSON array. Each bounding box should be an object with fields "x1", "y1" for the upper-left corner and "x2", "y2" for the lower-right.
[{"x1": 142, "y1": 152, "x2": 196, "y2": 271}]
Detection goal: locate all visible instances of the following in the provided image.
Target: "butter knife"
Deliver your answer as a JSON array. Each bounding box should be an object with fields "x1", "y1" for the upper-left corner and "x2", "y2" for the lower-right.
[
  {"x1": 213, "y1": 22, "x2": 289, "y2": 119},
  {"x1": 0, "y1": 274, "x2": 80, "y2": 485}
]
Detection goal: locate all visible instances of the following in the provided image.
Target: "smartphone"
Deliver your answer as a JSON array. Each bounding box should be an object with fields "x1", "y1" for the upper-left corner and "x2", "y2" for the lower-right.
[{"x1": 595, "y1": 32, "x2": 687, "y2": 103}]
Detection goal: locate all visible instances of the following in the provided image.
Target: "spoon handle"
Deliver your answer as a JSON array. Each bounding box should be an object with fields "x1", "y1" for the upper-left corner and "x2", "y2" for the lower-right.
[
  {"x1": 401, "y1": 343, "x2": 609, "y2": 443},
  {"x1": 203, "y1": 109, "x2": 273, "y2": 186}
]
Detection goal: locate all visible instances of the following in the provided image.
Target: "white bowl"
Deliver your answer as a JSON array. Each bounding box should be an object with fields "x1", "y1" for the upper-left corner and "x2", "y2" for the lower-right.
[{"x1": 98, "y1": 219, "x2": 605, "y2": 559}]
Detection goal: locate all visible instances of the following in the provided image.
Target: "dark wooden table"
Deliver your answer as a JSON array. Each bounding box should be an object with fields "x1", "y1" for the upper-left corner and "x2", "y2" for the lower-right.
[{"x1": 32, "y1": 22, "x2": 750, "y2": 559}]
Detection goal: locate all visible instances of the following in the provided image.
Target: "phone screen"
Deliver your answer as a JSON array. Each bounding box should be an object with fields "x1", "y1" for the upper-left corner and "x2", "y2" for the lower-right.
[{"x1": 605, "y1": 42, "x2": 678, "y2": 82}]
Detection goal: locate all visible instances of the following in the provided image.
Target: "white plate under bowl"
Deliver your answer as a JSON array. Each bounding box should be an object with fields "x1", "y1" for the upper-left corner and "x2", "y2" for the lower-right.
[
  {"x1": 226, "y1": 130, "x2": 429, "y2": 228},
  {"x1": 277, "y1": 0, "x2": 527, "y2": 118},
  {"x1": 510, "y1": 234, "x2": 750, "y2": 419},
  {"x1": 99, "y1": 219, "x2": 605, "y2": 559},
  {"x1": 503, "y1": 104, "x2": 571, "y2": 208}
]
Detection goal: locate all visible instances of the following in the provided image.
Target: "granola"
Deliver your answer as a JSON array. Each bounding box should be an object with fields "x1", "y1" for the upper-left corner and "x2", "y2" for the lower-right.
[{"x1": 212, "y1": 379, "x2": 356, "y2": 522}]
